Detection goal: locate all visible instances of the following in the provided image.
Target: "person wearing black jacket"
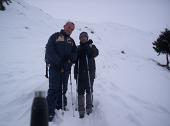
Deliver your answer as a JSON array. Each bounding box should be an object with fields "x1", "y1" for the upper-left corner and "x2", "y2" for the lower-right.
[
  {"x1": 45, "y1": 22, "x2": 77, "y2": 121},
  {"x1": 74, "y1": 32, "x2": 99, "y2": 118}
]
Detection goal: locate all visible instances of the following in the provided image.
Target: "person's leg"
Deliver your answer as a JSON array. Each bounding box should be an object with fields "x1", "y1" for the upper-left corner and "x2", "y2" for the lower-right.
[
  {"x1": 62, "y1": 71, "x2": 70, "y2": 109},
  {"x1": 86, "y1": 79, "x2": 94, "y2": 115},
  {"x1": 78, "y1": 95, "x2": 85, "y2": 118},
  {"x1": 77, "y1": 74, "x2": 86, "y2": 118},
  {"x1": 46, "y1": 66, "x2": 61, "y2": 121},
  {"x1": 55, "y1": 77, "x2": 62, "y2": 110}
]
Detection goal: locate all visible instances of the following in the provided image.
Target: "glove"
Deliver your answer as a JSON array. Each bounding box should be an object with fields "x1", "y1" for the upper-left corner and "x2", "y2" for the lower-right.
[{"x1": 86, "y1": 45, "x2": 93, "y2": 56}]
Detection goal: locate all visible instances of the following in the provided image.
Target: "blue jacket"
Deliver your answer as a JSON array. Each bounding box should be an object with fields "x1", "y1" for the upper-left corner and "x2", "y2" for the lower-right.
[{"x1": 45, "y1": 30, "x2": 77, "y2": 71}]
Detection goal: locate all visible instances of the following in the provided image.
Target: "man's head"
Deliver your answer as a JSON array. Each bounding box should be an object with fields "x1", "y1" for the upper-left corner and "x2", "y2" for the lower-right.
[
  {"x1": 64, "y1": 21, "x2": 75, "y2": 35},
  {"x1": 79, "y1": 32, "x2": 88, "y2": 43}
]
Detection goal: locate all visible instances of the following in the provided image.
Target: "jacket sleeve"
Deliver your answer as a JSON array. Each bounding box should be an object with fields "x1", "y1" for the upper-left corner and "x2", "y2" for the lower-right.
[
  {"x1": 86, "y1": 44, "x2": 99, "y2": 58},
  {"x1": 45, "y1": 33, "x2": 61, "y2": 66},
  {"x1": 70, "y1": 40, "x2": 77, "y2": 63}
]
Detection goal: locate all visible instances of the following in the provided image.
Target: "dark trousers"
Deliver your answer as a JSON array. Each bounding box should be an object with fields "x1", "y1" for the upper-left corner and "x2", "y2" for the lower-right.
[
  {"x1": 77, "y1": 71, "x2": 94, "y2": 95},
  {"x1": 77, "y1": 71, "x2": 94, "y2": 115},
  {"x1": 46, "y1": 65, "x2": 70, "y2": 116}
]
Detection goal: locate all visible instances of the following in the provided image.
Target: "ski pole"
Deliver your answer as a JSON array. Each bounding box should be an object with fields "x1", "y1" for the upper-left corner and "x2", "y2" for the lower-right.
[
  {"x1": 45, "y1": 64, "x2": 49, "y2": 78},
  {"x1": 61, "y1": 68, "x2": 64, "y2": 115},
  {"x1": 69, "y1": 73, "x2": 75, "y2": 117},
  {"x1": 75, "y1": 60, "x2": 79, "y2": 111},
  {"x1": 85, "y1": 55, "x2": 93, "y2": 106}
]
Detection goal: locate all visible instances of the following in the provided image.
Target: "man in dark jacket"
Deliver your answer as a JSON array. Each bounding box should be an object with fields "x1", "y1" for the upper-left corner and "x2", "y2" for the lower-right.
[
  {"x1": 45, "y1": 22, "x2": 77, "y2": 121},
  {"x1": 74, "y1": 32, "x2": 99, "y2": 118}
]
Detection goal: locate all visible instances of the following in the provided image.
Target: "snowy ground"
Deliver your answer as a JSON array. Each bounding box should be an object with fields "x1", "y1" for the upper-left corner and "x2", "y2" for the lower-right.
[
  {"x1": 0, "y1": 0, "x2": 170, "y2": 126},
  {"x1": 26, "y1": 0, "x2": 170, "y2": 33}
]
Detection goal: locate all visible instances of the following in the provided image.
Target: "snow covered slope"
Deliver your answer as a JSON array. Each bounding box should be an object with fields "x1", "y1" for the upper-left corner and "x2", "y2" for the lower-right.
[
  {"x1": 0, "y1": 0, "x2": 170, "y2": 126},
  {"x1": 26, "y1": 0, "x2": 170, "y2": 33}
]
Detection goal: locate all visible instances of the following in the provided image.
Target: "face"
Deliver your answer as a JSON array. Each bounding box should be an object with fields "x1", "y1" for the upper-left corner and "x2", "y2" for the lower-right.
[
  {"x1": 64, "y1": 23, "x2": 75, "y2": 35},
  {"x1": 80, "y1": 36, "x2": 88, "y2": 43}
]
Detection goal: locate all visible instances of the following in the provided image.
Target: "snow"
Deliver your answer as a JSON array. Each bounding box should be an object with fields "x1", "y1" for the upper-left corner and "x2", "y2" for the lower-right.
[
  {"x1": 0, "y1": 0, "x2": 170, "y2": 126},
  {"x1": 26, "y1": 0, "x2": 170, "y2": 33}
]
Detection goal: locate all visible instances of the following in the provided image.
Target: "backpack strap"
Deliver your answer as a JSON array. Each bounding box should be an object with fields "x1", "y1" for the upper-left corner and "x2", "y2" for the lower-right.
[{"x1": 45, "y1": 64, "x2": 49, "y2": 78}]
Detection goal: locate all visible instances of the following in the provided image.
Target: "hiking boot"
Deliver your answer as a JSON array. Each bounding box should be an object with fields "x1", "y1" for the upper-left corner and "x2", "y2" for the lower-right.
[
  {"x1": 78, "y1": 95, "x2": 85, "y2": 112},
  {"x1": 78, "y1": 95, "x2": 85, "y2": 118},
  {"x1": 86, "y1": 94, "x2": 93, "y2": 115},
  {"x1": 79, "y1": 113, "x2": 85, "y2": 118},
  {"x1": 86, "y1": 108, "x2": 92, "y2": 115}
]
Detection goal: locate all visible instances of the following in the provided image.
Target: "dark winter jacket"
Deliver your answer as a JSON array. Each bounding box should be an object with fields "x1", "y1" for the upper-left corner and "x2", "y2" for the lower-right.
[
  {"x1": 45, "y1": 30, "x2": 77, "y2": 71},
  {"x1": 74, "y1": 39, "x2": 99, "y2": 79}
]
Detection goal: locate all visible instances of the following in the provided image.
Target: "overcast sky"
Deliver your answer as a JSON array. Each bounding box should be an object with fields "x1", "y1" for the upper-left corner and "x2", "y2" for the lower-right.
[{"x1": 27, "y1": 0, "x2": 170, "y2": 33}]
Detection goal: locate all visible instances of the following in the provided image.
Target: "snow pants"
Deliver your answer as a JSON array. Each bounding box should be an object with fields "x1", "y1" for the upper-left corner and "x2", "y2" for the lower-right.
[
  {"x1": 46, "y1": 65, "x2": 70, "y2": 116},
  {"x1": 77, "y1": 71, "x2": 94, "y2": 115}
]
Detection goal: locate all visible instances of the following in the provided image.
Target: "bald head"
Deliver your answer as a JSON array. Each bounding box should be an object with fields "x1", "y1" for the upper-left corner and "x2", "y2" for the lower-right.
[{"x1": 64, "y1": 21, "x2": 75, "y2": 35}]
